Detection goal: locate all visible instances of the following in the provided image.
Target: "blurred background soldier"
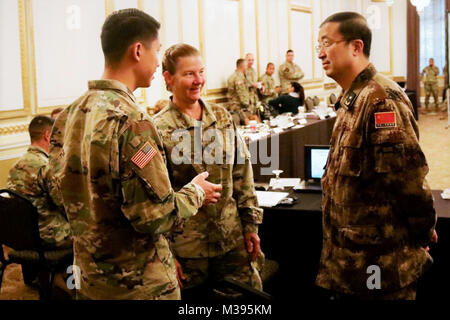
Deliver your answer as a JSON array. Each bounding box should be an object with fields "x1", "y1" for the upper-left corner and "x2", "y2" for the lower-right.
[
  {"x1": 421, "y1": 58, "x2": 440, "y2": 113},
  {"x1": 227, "y1": 58, "x2": 251, "y2": 125},
  {"x1": 258, "y1": 62, "x2": 280, "y2": 104},
  {"x1": 245, "y1": 53, "x2": 260, "y2": 109},
  {"x1": 279, "y1": 49, "x2": 304, "y2": 94}
]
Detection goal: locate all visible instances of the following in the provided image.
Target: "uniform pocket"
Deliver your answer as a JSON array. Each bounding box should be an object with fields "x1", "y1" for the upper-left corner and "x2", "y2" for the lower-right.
[{"x1": 373, "y1": 144, "x2": 405, "y2": 173}]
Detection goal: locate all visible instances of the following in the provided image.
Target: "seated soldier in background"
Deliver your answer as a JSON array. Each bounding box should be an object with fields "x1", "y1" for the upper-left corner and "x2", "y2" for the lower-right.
[
  {"x1": 227, "y1": 58, "x2": 252, "y2": 125},
  {"x1": 258, "y1": 62, "x2": 280, "y2": 104},
  {"x1": 268, "y1": 81, "x2": 305, "y2": 115},
  {"x1": 7, "y1": 115, "x2": 72, "y2": 249},
  {"x1": 7, "y1": 115, "x2": 72, "y2": 289}
]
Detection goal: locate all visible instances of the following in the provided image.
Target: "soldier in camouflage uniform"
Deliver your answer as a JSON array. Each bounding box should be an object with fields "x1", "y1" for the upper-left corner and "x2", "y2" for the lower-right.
[
  {"x1": 47, "y1": 9, "x2": 221, "y2": 300},
  {"x1": 7, "y1": 115, "x2": 71, "y2": 249},
  {"x1": 421, "y1": 58, "x2": 440, "y2": 112},
  {"x1": 279, "y1": 50, "x2": 304, "y2": 94},
  {"x1": 227, "y1": 59, "x2": 252, "y2": 125},
  {"x1": 316, "y1": 12, "x2": 437, "y2": 300},
  {"x1": 245, "y1": 53, "x2": 260, "y2": 109},
  {"x1": 258, "y1": 62, "x2": 280, "y2": 105},
  {"x1": 156, "y1": 44, "x2": 264, "y2": 291}
]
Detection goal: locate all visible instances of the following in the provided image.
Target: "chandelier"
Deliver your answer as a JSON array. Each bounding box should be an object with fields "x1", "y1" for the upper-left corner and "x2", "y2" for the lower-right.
[{"x1": 410, "y1": 0, "x2": 431, "y2": 14}]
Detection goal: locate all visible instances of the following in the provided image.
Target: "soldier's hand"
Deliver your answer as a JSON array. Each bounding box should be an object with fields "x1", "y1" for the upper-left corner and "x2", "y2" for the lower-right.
[
  {"x1": 174, "y1": 258, "x2": 185, "y2": 289},
  {"x1": 245, "y1": 232, "x2": 261, "y2": 262},
  {"x1": 192, "y1": 172, "x2": 222, "y2": 205}
]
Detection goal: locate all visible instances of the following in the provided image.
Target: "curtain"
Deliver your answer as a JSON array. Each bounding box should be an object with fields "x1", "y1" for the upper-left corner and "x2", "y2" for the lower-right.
[{"x1": 420, "y1": 0, "x2": 446, "y2": 73}]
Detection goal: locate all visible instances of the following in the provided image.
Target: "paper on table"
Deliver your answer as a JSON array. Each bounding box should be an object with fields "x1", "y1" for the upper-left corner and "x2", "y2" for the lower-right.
[
  {"x1": 273, "y1": 127, "x2": 283, "y2": 134},
  {"x1": 269, "y1": 178, "x2": 301, "y2": 188},
  {"x1": 256, "y1": 191, "x2": 289, "y2": 207}
]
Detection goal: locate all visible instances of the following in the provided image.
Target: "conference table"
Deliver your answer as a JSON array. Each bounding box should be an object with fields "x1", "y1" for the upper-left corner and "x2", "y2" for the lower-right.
[
  {"x1": 245, "y1": 116, "x2": 336, "y2": 183},
  {"x1": 258, "y1": 189, "x2": 450, "y2": 300}
]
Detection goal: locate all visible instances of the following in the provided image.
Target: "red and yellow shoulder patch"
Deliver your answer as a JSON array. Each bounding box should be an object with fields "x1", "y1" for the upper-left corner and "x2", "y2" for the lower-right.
[{"x1": 375, "y1": 112, "x2": 396, "y2": 129}]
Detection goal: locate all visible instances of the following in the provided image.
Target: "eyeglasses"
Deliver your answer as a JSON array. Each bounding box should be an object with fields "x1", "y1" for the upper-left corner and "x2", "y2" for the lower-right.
[{"x1": 315, "y1": 39, "x2": 346, "y2": 53}]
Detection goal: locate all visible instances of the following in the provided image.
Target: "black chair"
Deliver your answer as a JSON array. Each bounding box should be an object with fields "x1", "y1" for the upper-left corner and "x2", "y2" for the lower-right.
[{"x1": 0, "y1": 189, "x2": 73, "y2": 300}]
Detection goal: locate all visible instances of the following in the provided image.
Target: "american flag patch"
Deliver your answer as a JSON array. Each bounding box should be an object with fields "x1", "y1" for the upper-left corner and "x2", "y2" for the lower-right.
[{"x1": 131, "y1": 142, "x2": 157, "y2": 169}]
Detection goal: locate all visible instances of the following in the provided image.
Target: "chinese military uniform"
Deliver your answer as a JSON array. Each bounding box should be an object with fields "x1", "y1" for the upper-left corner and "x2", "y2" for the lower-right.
[
  {"x1": 421, "y1": 65, "x2": 440, "y2": 111},
  {"x1": 48, "y1": 79, "x2": 205, "y2": 300},
  {"x1": 227, "y1": 70, "x2": 252, "y2": 124},
  {"x1": 245, "y1": 67, "x2": 260, "y2": 109},
  {"x1": 278, "y1": 61, "x2": 304, "y2": 94},
  {"x1": 258, "y1": 73, "x2": 278, "y2": 105},
  {"x1": 154, "y1": 99, "x2": 264, "y2": 291},
  {"x1": 317, "y1": 64, "x2": 436, "y2": 300},
  {"x1": 7, "y1": 146, "x2": 72, "y2": 248}
]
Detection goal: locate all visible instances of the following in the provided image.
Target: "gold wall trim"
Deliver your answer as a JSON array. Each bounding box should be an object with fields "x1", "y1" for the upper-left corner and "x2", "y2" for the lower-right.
[
  {"x1": 255, "y1": 0, "x2": 260, "y2": 78},
  {"x1": 207, "y1": 88, "x2": 227, "y2": 95},
  {"x1": 0, "y1": 0, "x2": 33, "y2": 120},
  {"x1": 137, "y1": 0, "x2": 143, "y2": 10},
  {"x1": 0, "y1": 123, "x2": 29, "y2": 135},
  {"x1": 105, "y1": 0, "x2": 114, "y2": 16},
  {"x1": 239, "y1": 0, "x2": 244, "y2": 58},
  {"x1": 323, "y1": 83, "x2": 337, "y2": 90},
  {"x1": 206, "y1": 97, "x2": 229, "y2": 104},
  {"x1": 177, "y1": 0, "x2": 183, "y2": 42},
  {"x1": 291, "y1": 5, "x2": 312, "y2": 13},
  {"x1": 287, "y1": 0, "x2": 292, "y2": 49}
]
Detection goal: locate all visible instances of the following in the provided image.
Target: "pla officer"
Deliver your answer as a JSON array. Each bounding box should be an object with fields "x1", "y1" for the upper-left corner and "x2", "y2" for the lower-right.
[
  {"x1": 316, "y1": 12, "x2": 437, "y2": 300},
  {"x1": 47, "y1": 9, "x2": 221, "y2": 300},
  {"x1": 421, "y1": 58, "x2": 440, "y2": 112},
  {"x1": 279, "y1": 49, "x2": 304, "y2": 93}
]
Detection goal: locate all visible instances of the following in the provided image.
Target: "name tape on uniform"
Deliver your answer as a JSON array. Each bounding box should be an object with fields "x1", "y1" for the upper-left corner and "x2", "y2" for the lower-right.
[
  {"x1": 131, "y1": 142, "x2": 157, "y2": 169},
  {"x1": 375, "y1": 112, "x2": 396, "y2": 129}
]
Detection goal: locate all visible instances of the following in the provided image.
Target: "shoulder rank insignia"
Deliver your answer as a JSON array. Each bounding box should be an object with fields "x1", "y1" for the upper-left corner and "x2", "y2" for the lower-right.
[
  {"x1": 131, "y1": 141, "x2": 157, "y2": 169},
  {"x1": 344, "y1": 92, "x2": 357, "y2": 109},
  {"x1": 375, "y1": 112, "x2": 396, "y2": 129}
]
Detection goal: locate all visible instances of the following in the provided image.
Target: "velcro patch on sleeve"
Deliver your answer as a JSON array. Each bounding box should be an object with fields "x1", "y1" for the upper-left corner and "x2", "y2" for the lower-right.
[
  {"x1": 375, "y1": 112, "x2": 396, "y2": 129},
  {"x1": 131, "y1": 141, "x2": 157, "y2": 169}
]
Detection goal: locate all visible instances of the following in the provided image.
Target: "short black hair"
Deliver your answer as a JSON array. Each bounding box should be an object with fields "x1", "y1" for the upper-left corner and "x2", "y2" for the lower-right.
[
  {"x1": 320, "y1": 11, "x2": 372, "y2": 58},
  {"x1": 286, "y1": 49, "x2": 294, "y2": 54},
  {"x1": 29, "y1": 115, "x2": 54, "y2": 142},
  {"x1": 236, "y1": 58, "x2": 246, "y2": 68},
  {"x1": 101, "y1": 8, "x2": 160, "y2": 66}
]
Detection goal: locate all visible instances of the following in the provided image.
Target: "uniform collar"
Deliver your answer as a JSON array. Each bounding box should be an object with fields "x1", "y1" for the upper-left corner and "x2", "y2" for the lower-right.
[
  {"x1": 338, "y1": 63, "x2": 377, "y2": 111},
  {"x1": 167, "y1": 98, "x2": 217, "y2": 130},
  {"x1": 28, "y1": 145, "x2": 48, "y2": 158},
  {"x1": 88, "y1": 79, "x2": 137, "y2": 104}
]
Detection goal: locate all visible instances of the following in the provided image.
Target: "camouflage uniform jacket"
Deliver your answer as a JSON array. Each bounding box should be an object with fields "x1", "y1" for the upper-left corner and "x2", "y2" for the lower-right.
[
  {"x1": 258, "y1": 73, "x2": 277, "y2": 104},
  {"x1": 227, "y1": 70, "x2": 250, "y2": 112},
  {"x1": 154, "y1": 99, "x2": 263, "y2": 258},
  {"x1": 48, "y1": 79, "x2": 205, "y2": 300},
  {"x1": 421, "y1": 66, "x2": 439, "y2": 83},
  {"x1": 7, "y1": 146, "x2": 71, "y2": 248},
  {"x1": 316, "y1": 64, "x2": 436, "y2": 295},
  {"x1": 279, "y1": 61, "x2": 304, "y2": 93},
  {"x1": 245, "y1": 67, "x2": 259, "y2": 106}
]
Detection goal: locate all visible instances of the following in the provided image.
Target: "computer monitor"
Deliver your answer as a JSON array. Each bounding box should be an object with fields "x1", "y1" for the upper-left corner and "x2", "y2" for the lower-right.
[{"x1": 304, "y1": 145, "x2": 330, "y2": 182}]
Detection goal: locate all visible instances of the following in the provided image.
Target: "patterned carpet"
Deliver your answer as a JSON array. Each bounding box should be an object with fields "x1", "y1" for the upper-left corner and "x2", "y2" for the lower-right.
[{"x1": 0, "y1": 110, "x2": 448, "y2": 300}]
